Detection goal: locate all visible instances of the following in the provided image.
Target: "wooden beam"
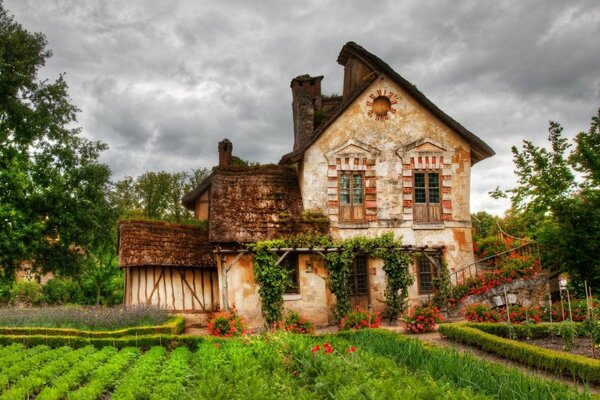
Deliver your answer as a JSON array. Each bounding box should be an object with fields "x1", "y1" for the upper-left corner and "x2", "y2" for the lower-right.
[{"x1": 274, "y1": 250, "x2": 291, "y2": 266}]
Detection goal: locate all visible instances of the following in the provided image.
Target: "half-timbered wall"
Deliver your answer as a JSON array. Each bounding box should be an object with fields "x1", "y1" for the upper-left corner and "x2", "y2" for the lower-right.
[{"x1": 125, "y1": 267, "x2": 219, "y2": 312}]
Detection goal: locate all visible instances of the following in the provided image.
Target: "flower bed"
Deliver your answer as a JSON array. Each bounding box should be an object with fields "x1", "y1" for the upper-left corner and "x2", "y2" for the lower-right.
[
  {"x1": 339, "y1": 306, "x2": 381, "y2": 330},
  {"x1": 404, "y1": 304, "x2": 443, "y2": 333}
]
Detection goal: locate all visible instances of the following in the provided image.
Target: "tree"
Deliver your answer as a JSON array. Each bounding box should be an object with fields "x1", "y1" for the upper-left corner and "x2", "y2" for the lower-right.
[
  {"x1": 0, "y1": 4, "x2": 116, "y2": 279},
  {"x1": 494, "y1": 109, "x2": 600, "y2": 289}
]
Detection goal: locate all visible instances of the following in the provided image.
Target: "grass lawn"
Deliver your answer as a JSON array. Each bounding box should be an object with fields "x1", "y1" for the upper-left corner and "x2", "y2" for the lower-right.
[{"x1": 0, "y1": 329, "x2": 595, "y2": 399}]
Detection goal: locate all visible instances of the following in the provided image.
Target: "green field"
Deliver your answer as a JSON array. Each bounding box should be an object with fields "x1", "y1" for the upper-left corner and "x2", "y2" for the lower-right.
[{"x1": 0, "y1": 330, "x2": 594, "y2": 399}]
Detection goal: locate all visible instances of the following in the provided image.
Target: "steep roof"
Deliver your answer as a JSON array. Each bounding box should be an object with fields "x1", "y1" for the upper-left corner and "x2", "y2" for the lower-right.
[
  {"x1": 206, "y1": 165, "x2": 327, "y2": 243},
  {"x1": 118, "y1": 220, "x2": 215, "y2": 268},
  {"x1": 280, "y1": 41, "x2": 495, "y2": 165}
]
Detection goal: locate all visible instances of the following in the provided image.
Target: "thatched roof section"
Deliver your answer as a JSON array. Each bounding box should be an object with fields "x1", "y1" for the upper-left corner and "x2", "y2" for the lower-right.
[
  {"x1": 118, "y1": 220, "x2": 215, "y2": 268},
  {"x1": 208, "y1": 165, "x2": 327, "y2": 243}
]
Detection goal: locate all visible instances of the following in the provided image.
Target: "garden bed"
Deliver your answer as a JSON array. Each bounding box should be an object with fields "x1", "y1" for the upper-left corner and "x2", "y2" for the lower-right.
[
  {"x1": 0, "y1": 330, "x2": 594, "y2": 399},
  {"x1": 522, "y1": 336, "x2": 599, "y2": 360}
]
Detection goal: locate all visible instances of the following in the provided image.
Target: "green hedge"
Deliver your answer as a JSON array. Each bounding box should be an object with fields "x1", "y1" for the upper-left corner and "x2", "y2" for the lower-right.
[
  {"x1": 439, "y1": 323, "x2": 600, "y2": 384},
  {"x1": 0, "y1": 333, "x2": 204, "y2": 349},
  {"x1": 0, "y1": 316, "x2": 185, "y2": 338},
  {"x1": 462, "y1": 322, "x2": 586, "y2": 339}
]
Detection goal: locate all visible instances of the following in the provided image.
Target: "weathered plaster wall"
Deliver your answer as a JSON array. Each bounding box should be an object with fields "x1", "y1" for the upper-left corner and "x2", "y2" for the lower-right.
[
  {"x1": 301, "y1": 74, "x2": 475, "y2": 277},
  {"x1": 221, "y1": 253, "x2": 333, "y2": 328}
]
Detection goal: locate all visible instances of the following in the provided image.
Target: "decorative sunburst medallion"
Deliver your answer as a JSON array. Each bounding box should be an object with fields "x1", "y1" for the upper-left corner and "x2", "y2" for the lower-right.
[{"x1": 366, "y1": 89, "x2": 398, "y2": 121}]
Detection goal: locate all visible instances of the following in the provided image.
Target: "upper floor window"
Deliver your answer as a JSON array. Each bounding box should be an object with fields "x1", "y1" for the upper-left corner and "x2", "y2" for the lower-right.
[
  {"x1": 281, "y1": 253, "x2": 299, "y2": 294},
  {"x1": 413, "y1": 171, "x2": 441, "y2": 222},
  {"x1": 339, "y1": 171, "x2": 364, "y2": 222}
]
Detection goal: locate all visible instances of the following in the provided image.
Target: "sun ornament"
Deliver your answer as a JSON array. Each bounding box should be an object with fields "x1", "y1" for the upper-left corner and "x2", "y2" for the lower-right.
[{"x1": 366, "y1": 89, "x2": 398, "y2": 121}]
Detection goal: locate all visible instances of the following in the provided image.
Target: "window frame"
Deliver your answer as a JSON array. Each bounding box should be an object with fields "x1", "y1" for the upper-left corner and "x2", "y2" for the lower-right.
[
  {"x1": 348, "y1": 254, "x2": 369, "y2": 296},
  {"x1": 281, "y1": 253, "x2": 300, "y2": 294},
  {"x1": 417, "y1": 254, "x2": 439, "y2": 295},
  {"x1": 412, "y1": 170, "x2": 442, "y2": 223},
  {"x1": 338, "y1": 170, "x2": 365, "y2": 222}
]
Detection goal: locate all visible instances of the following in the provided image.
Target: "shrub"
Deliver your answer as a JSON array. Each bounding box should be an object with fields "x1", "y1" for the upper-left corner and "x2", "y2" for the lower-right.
[
  {"x1": 11, "y1": 281, "x2": 42, "y2": 305},
  {"x1": 543, "y1": 299, "x2": 596, "y2": 322},
  {"x1": 279, "y1": 310, "x2": 314, "y2": 334},
  {"x1": 41, "y1": 278, "x2": 82, "y2": 305},
  {"x1": 207, "y1": 310, "x2": 248, "y2": 337},
  {"x1": 464, "y1": 303, "x2": 502, "y2": 323},
  {"x1": 339, "y1": 306, "x2": 381, "y2": 331},
  {"x1": 404, "y1": 303, "x2": 443, "y2": 334}
]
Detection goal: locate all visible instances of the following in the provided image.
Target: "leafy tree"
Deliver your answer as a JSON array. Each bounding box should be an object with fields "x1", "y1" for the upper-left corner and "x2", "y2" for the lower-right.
[
  {"x1": 112, "y1": 167, "x2": 211, "y2": 222},
  {"x1": 81, "y1": 246, "x2": 122, "y2": 306},
  {"x1": 494, "y1": 109, "x2": 600, "y2": 289},
  {"x1": 0, "y1": 4, "x2": 116, "y2": 278}
]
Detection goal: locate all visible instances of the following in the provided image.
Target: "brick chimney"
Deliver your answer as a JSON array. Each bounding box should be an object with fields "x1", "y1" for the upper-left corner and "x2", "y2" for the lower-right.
[
  {"x1": 218, "y1": 139, "x2": 232, "y2": 167},
  {"x1": 291, "y1": 75, "x2": 323, "y2": 151}
]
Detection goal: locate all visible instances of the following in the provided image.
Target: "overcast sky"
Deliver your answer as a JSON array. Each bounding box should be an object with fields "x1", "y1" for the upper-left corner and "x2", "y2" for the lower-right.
[{"x1": 5, "y1": 0, "x2": 600, "y2": 215}]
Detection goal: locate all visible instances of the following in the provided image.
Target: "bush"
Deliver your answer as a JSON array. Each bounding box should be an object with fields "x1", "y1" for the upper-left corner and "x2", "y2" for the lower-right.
[
  {"x1": 207, "y1": 310, "x2": 248, "y2": 337},
  {"x1": 464, "y1": 303, "x2": 502, "y2": 323},
  {"x1": 11, "y1": 281, "x2": 42, "y2": 305},
  {"x1": 41, "y1": 278, "x2": 82, "y2": 305},
  {"x1": 279, "y1": 310, "x2": 314, "y2": 334},
  {"x1": 543, "y1": 299, "x2": 596, "y2": 322},
  {"x1": 404, "y1": 303, "x2": 443, "y2": 334},
  {"x1": 339, "y1": 306, "x2": 381, "y2": 331}
]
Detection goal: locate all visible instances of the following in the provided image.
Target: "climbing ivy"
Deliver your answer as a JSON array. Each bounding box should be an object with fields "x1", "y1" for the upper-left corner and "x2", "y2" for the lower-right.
[
  {"x1": 431, "y1": 257, "x2": 451, "y2": 310},
  {"x1": 252, "y1": 232, "x2": 414, "y2": 326}
]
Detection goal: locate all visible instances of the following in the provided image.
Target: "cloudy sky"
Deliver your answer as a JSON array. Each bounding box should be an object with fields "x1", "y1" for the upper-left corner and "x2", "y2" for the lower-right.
[{"x1": 5, "y1": 0, "x2": 600, "y2": 215}]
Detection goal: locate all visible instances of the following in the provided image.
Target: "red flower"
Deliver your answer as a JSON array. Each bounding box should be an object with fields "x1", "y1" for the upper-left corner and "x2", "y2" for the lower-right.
[
  {"x1": 347, "y1": 346, "x2": 357, "y2": 353},
  {"x1": 311, "y1": 345, "x2": 321, "y2": 353}
]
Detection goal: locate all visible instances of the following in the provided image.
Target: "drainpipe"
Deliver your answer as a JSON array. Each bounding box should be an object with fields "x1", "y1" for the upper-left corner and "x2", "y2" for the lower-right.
[{"x1": 220, "y1": 254, "x2": 229, "y2": 311}]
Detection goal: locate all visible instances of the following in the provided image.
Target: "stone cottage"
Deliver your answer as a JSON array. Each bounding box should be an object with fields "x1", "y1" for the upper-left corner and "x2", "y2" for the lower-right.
[{"x1": 119, "y1": 42, "x2": 494, "y2": 326}]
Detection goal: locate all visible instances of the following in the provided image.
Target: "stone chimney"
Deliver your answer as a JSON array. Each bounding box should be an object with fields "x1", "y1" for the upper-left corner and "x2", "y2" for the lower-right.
[
  {"x1": 218, "y1": 139, "x2": 232, "y2": 167},
  {"x1": 291, "y1": 75, "x2": 323, "y2": 151}
]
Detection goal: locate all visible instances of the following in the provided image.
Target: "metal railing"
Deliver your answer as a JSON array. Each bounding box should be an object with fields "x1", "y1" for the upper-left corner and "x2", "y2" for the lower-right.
[{"x1": 450, "y1": 242, "x2": 540, "y2": 286}]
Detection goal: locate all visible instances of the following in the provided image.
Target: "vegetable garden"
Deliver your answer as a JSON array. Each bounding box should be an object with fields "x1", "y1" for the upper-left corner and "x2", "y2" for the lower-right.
[{"x1": 0, "y1": 330, "x2": 595, "y2": 399}]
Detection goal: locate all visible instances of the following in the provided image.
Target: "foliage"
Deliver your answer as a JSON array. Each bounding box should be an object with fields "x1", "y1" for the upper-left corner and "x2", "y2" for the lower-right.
[
  {"x1": 543, "y1": 298, "x2": 597, "y2": 322},
  {"x1": 41, "y1": 278, "x2": 82, "y2": 305},
  {"x1": 0, "y1": 331, "x2": 591, "y2": 399},
  {"x1": 439, "y1": 323, "x2": 600, "y2": 385},
  {"x1": 0, "y1": 305, "x2": 170, "y2": 330},
  {"x1": 279, "y1": 310, "x2": 314, "y2": 334},
  {"x1": 431, "y1": 258, "x2": 451, "y2": 310},
  {"x1": 80, "y1": 246, "x2": 122, "y2": 306},
  {"x1": 0, "y1": 5, "x2": 117, "y2": 278},
  {"x1": 464, "y1": 303, "x2": 502, "y2": 323},
  {"x1": 492, "y1": 109, "x2": 600, "y2": 289},
  {"x1": 112, "y1": 168, "x2": 210, "y2": 223},
  {"x1": 339, "y1": 305, "x2": 381, "y2": 330},
  {"x1": 404, "y1": 303, "x2": 443, "y2": 333},
  {"x1": 252, "y1": 232, "x2": 412, "y2": 325},
  {"x1": 500, "y1": 305, "x2": 543, "y2": 324},
  {"x1": 449, "y1": 255, "x2": 540, "y2": 305},
  {"x1": 207, "y1": 310, "x2": 248, "y2": 337},
  {"x1": 10, "y1": 280, "x2": 42, "y2": 305}
]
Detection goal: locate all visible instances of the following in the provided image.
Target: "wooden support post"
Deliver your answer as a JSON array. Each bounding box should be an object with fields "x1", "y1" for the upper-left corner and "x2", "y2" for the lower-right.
[{"x1": 220, "y1": 255, "x2": 229, "y2": 311}]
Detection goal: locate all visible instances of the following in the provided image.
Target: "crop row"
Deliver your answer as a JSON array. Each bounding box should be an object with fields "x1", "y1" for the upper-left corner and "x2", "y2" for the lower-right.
[{"x1": 0, "y1": 330, "x2": 594, "y2": 400}]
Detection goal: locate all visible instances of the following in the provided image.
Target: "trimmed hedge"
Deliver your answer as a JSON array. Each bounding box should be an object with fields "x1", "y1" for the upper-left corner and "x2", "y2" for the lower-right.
[
  {"x1": 0, "y1": 316, "x2": 185, "y2": 338},
  {"x1": 0, "y1": 333, "x2": 204, "y2": 349},
  {"x1": 462, "y1": 322, "x2": 586, "y2": 339},
  {"x1": 439, "y1": 323, "x2": 600, "y2": 384}
]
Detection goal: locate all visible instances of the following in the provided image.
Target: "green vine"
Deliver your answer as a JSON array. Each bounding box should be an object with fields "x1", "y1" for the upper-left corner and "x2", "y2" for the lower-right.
[
  {"x1": 251, "y1": 232, "x2": 414, "y2": 325},
  {"x1": 431, "y1": 257, "x2": 451, "y2": 310}
]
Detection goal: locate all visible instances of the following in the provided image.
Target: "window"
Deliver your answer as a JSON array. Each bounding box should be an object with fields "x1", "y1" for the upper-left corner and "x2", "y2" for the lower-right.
[
  {"x1": 281, "y1": 253, "x2": 299, "y2": 294},
  {"x1": 417, "y1": 255, "x2": 439, "y2": 294},
  {"x1": 339, "y1": 171, "x2": 365, "y2": 222},
  {"x1": 413, "y1": 171, "x2": 441, "y2": 222},
  {"x1": 348, "y1": 255, "x2": 368, "y2": 296}
]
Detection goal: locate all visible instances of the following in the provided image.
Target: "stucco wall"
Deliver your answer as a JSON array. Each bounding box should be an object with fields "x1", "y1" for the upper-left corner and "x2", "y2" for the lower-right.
[{"x1": 220, "y1": 253, "x2": 333, "y2": 328}]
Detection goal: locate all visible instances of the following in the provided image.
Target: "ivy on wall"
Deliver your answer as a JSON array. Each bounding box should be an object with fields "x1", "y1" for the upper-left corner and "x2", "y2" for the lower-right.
[{"x1": 251, "y1": 232, "x2": 415, "y2": 326}]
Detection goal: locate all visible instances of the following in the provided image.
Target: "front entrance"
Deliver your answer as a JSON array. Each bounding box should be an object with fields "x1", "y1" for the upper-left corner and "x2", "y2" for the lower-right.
[{"x1": 349, "y1": 254, "x2": 370, "y2": 309}]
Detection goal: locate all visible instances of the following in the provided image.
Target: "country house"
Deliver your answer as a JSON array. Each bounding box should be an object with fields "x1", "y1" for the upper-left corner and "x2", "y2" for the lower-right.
[{"x1": 118, "y1": 42, "x2": 494, "y2": 326}]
